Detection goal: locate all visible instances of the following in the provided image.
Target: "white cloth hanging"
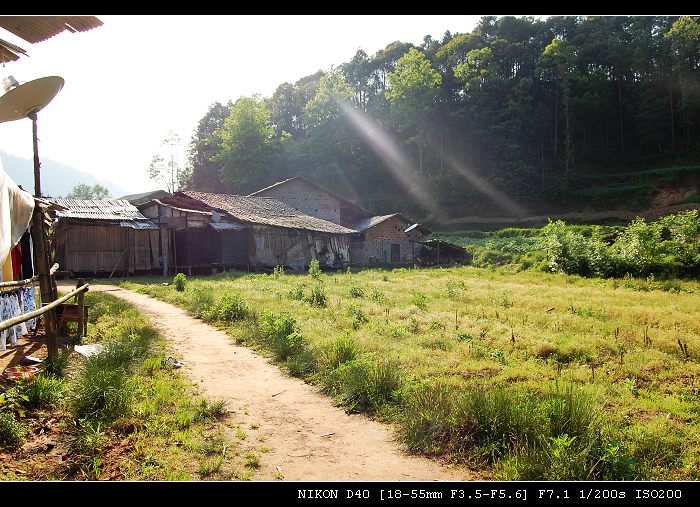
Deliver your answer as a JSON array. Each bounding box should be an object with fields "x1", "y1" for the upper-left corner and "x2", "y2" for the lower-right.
[{"x1": 0, "y1": 160, "x2": 35, "y2": 272}]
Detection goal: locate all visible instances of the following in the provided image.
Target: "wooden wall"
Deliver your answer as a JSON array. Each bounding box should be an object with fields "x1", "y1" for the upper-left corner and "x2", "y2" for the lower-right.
[
  {"x1": 55, "y1": 223, "x2": 159, "y2": 274},
  {"x1": 250, "y1": 226, "x2": 350, "y2": 271}
]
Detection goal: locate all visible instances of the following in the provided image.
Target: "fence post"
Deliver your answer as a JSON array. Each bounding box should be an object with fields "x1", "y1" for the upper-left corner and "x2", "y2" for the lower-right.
[{"x1": 76, "y1": 277, "x2": 85, "y2": 340}]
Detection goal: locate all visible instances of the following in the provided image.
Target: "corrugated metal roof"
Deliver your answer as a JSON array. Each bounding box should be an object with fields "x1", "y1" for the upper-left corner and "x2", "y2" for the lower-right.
[
  {"x1": 182, "y1": 191, "x2": 357, "y2": 234},
  {"x1": 51, "y1": 198, "x2": 153, "y2": 222},
  {"x1": 119, "y1": 221, "x2": 159, "y2": 230},
  {"x1": 352, "y1": 213, "x2": 431, "y2": 234},
  {"x1": 0, "y1": 16, "x2": 103, "y2": 44},
  {"x1": 209, "y1": 222, "x2": 247, "y2": 231}
]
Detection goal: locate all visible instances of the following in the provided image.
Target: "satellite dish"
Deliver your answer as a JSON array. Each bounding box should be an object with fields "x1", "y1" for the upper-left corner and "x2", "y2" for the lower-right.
[{"x1": 0, "y1": 75, "x2": 64, "y2": 123}]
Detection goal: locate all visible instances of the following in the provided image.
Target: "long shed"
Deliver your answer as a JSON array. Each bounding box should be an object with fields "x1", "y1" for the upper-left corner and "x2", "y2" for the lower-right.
[
  {"x1": 50, "y1": 199, "x2": 159, "y2": 275},
  {"x1": 349, "y1": 213, "x2": 431, "y2": 266}
]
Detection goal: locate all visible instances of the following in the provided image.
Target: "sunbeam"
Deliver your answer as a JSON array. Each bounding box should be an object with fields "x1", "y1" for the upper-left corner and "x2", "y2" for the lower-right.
[{"x1": 336, "y1": 96, "x2": 450, "y2": 220}]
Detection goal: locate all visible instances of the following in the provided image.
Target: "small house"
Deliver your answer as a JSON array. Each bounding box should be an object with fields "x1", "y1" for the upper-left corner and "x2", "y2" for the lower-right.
[
  {"x1": 50, "y1": 199, "x2": 159, "y2": 276},
  {"x1": 349, "y1": 213, "x2": 431, "y2": 265}
]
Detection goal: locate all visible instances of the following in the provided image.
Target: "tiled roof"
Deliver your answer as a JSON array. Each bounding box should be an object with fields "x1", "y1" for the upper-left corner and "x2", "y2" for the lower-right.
[
  {"x1": 249, "y1": 175, "x2": 374, "y2": 218},
  {"x1": 51, "y1": 198, "x2": 154, "y2": 223},
  {"x1": 182, "y1": 191, "x2": 357, "y2": 234}
]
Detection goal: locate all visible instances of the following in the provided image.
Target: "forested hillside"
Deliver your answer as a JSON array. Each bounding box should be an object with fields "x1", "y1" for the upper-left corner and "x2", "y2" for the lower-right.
[{"x1": 184, "y1": 16, "x2": 700, "y2": 221}]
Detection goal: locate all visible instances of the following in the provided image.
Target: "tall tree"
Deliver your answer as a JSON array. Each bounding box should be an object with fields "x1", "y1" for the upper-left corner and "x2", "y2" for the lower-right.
[
  {"x1": 386, "y1": 48, "x2": 442, "y2": 172},
  {"x1": 186, "y1": 101, "x2": 230, "y2": 191},
  {"x1": 214, "y1": 95, "x2": 275, "y2": 193},
  {"x1": 148, "y1": 131, "x2": 189, "y2": 193}
]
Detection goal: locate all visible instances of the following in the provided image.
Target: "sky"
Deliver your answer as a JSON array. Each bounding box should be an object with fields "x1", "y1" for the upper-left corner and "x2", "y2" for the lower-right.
[{"x1": 0, "y1": 15, "x2": 482, "y2": 195}]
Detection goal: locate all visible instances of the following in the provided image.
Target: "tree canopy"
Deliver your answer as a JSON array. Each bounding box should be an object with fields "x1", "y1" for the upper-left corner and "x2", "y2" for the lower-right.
[{"x1": 184, "y1": 16, "x2": 700, "y2": 220}]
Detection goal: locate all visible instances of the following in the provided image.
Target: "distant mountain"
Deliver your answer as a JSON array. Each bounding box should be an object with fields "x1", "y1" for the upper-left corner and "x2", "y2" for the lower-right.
[{"x1": 0, "y1": 150, "x2": 128, "y2": 198}]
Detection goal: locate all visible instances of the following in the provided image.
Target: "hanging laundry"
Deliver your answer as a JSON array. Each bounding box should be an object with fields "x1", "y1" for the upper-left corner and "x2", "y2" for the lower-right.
[
  {"x1": 0, "y1": 162, "x2": 35, "y2": 271},
  {"x1": 11, "y1": 243, "x2": 22, "y2": 281}
]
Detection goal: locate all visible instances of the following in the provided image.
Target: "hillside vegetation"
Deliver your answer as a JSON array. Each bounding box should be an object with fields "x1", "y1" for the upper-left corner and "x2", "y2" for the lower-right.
[{"x1": 183, "y1": 16, "x2": 700, "y2": 219}]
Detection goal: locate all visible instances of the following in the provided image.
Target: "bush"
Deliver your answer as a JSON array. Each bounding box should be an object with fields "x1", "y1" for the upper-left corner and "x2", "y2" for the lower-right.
[
  {"x1": 305, "y1": 284, "x2": 327, "y2": 308},
  {"x1": 410, "y1": 290, "x2": 428, "y2": 311},
  {"x1": 327, "y1": 358, "x2": 404, "y2": 413},
  {"x1": 322, "y1": 335, "x2": 358, "y2": 369},
  {"x1": 217, "y1": 292, "x2": 249, "y2": 322},
  {"x1": 260, "y1": 312, "x2": 306, "y2": 361},
  {"x1": 347, "y1": 303, "x2": 369, "y2": 330},
  {"x1": 173, "y1": 273, "x2": 187, "y2": 292},
  {"x1": 288, "y1": 283, "x2": 306, "y2": 301},
  {"x1": 348, "y1": 285, "x2": 365, "y2": 298},
  {"x1": 0, "y1": 412, "x2": 27, "y2": 448}
]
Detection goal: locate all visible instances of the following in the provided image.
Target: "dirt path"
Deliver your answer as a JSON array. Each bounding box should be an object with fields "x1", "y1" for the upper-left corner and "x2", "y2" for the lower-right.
[{"x1": 84, "y1": 284, "x2": 470, "y2": 481}]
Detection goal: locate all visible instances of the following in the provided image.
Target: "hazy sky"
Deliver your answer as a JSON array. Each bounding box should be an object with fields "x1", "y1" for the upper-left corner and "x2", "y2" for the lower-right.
[{"x1": 0, "y1": 15, "x2": 482, "y2": 194}]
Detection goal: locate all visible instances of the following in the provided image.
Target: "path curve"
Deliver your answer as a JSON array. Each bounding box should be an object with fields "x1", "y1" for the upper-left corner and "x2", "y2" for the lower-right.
[{"x1": 84, "y1": 284, "x2": 470, "y2": 481}]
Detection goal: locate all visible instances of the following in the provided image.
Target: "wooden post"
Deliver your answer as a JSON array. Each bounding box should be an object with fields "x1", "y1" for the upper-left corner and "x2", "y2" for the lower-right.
[
  {"x1": 76, "y1": 278, "x2": 86, "y2": 339},
  {"x1": 30, "y1": 206, "x2": 59, "y2": 358}
]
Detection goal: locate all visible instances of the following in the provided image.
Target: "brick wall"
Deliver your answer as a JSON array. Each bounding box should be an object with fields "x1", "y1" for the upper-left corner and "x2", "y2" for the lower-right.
[{"x1": 257, "y1": 179, "x2": 341, "y2": 224}]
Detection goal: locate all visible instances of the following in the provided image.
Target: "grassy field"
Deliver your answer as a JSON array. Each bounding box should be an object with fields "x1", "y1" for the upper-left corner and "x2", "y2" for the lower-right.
[
  {"x1": 122, "y1": 265, "x2": 700, "y2": 480},
  {"x1": 0, "y1": 291, "x2": 267, "y2": 480}
]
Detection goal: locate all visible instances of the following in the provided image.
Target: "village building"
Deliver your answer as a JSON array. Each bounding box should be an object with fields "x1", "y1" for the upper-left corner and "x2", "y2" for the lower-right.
[
  {"x1": 180, "y1": 191, "x2": 355, "y2": 272},
  {"x1": 50, "y1": 198, "x2": 159, "y2": 276},
  {"x1": 136, "y1": 193, "x2": 248, "y2": 275},
  {"x1": 249, "y1": 176, "x2": 433, "y2": 265},
  {"x1": 350, "y1": 213, "x2": 432, "y2": 265},
  {"x1": 249, "y1": 176, "x2": 374, "y2": 228}
]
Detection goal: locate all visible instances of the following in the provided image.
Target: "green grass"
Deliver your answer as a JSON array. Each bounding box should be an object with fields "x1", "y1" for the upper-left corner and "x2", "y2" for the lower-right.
[
  {"x1": 122, "y1": 265, "x2": 700, "y2": 479},
  {"x1": 1, "y1": 291, "x2": 265, "y2": 481}
]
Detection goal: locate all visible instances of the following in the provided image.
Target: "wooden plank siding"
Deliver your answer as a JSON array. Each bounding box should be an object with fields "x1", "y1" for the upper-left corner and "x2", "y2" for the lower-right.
[{"x1": 54, "y1": 223, "x2": 159, "y2": 274}]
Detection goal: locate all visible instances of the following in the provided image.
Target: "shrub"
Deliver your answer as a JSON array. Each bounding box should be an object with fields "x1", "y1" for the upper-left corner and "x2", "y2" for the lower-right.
[
  {"x1": 322, "y1": 335, "x2": 358, "y2": 369},
  {"x1": 0, "y1": 412, "x2": 27, "y2": 448},
  {"x1": 260, "y1": 312, "x2": 305, "y2": 361},
  {"x1": 329, "y1": 358, "x2": 404, "y2": 413},
  {"x1": 305, "y1": 284, "x2": 327, "y2": 308},
  {"x1": 217, "y1": 292, "x2": 249, "y2": 322},
  {"x1": 173, "y1": 273, "x2": 187, "y2": 292},
  {"x1": 347, "y1": 303, "x2": 369, "y2": 330},
  {"x1": 288, "y1": 283, "x2": 306, "y2": 301},
  {"x1": 369, "y1": 286, "x2": 385, "y2": 303},
  {"x1": 348, "y1": 285, "x2": 365, "y2": 298}
]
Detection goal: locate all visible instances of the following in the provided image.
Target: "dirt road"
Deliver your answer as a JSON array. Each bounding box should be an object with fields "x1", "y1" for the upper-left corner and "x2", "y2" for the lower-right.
[{"x1": 86, "y1": 284, "x2": 470, "y2": 481}]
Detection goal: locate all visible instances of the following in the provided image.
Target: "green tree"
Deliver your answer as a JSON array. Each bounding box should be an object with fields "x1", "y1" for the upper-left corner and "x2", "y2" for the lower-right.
[
  {"x1": 148, "y1": 131, "x2": 189, "y2": 193},
  {"x1": 386, "y1": 48, "x2": 442, "y2": 172},
  {"x1": 214, "y1": 95, "x2": 275, "y2": 193},
  {"x1": 64, "y1": 183, "x2": 111, "y2": 200},
  {"x1": 538, "y1": 38, "x2": 577, "y2": 178},
  {"x1": 665, "y1": 16, "x2": 700, "y2": 144},
  {"x1": 186, "y1": 101, "x2": 230, "y2": 191}
]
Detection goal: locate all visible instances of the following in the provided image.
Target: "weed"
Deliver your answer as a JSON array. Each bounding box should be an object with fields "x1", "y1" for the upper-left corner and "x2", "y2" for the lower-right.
[
  {"x1": 243, "y1": 450, "x2": 260, "y2": 469},
  {"x1": 217, "y1": 293, "x2": 249, "y2": 322},
  {"x1": 16, "y1": 374, "x2": 65, "y2": 409},
  {"x1": 288, "y1": 283, "x2": 306, "y2": 301},
  {"x1": 347, "y1": 303, "x2": 369, "y2": 330},
  {"x1": 369, "y1": 286, "x2": 386, "y2": 303},
  {"x1": 0, "y1": 412, "x2": 27, "y2": 448},
  {"x1": 305, "y1": 284, "x2": 328, "y2": 308},
  {"x1": 410, "y1": 290, "x2": 429, "y2": 311},
  {"x1": 308, "y1": 259, "x2": 322, "y2": 280},
  {"x1": 173, "y1": 273, "x2": 187, "y2": 292},
  {"x1": 322, "y1": 335, "x2": 358, "y2": 369},
  {"x1": 349, "y1": 285, "x2": 365, "y2": 298}
]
